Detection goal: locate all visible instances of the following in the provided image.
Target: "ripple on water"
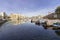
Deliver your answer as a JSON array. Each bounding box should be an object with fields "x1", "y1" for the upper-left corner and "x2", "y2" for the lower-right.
[{"x1": 0, "y1": 22, "x2": 60, "y2": 40}]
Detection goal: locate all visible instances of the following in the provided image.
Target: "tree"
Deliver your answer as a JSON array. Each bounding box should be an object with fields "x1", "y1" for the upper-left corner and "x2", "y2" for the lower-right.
[
  {"x1": 55, "y1": 6, "x2": 60, "y2": 19},
  {"x1": 55, "y1": 6, "x2": 60, "y2": 14}
]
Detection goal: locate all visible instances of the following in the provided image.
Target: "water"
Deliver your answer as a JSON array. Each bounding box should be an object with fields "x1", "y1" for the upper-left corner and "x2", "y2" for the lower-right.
[{"x1": 0, "y1": 21, "x2": 60, "y2": 40}]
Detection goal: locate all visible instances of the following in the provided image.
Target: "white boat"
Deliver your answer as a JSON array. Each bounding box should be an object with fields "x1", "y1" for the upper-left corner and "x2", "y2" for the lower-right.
[{"x1": 52, "y1": 22, "x2": 60, "y2": 28}]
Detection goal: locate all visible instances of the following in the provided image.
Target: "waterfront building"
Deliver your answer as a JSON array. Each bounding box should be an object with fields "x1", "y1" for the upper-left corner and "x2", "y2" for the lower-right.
[
  {"x1": 9, "y1": 13, "x2": 28, "y2": 21},
  {"x1": 10, "y1": 13, "x2": 19, "y2": 20},
  {"x1": 0, "y1": 12, "x2": 7, "y2": 19},
  {"x1": 43, "y1": 12, "x2": 60, "y2": 19},
  {"x1": 43, "y1": 12, "x2": 60, "y2": 25},
  {"x1": 30, "y1": 15, "x2": 42, "y2": 22}
]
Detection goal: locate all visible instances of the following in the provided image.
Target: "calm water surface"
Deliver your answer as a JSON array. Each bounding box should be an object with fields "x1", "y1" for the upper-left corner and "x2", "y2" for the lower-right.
[{"x1": 0, "y1": 22, "x2": 60, "y2": 40}]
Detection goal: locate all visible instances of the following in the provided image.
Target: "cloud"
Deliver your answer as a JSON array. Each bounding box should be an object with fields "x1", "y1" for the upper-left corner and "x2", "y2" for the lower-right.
[
  {"x1": 22, "y1": 7, "x2": 56, "y2": 17},
  {"x1": 0, "y1": 0, "x2": 60, "y2": 17}
]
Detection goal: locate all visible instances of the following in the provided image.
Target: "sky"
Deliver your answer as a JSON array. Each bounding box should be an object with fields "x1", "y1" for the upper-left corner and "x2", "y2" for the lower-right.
[{"x1": 0, "y1": 0, "x2": 60, "y2": 17}]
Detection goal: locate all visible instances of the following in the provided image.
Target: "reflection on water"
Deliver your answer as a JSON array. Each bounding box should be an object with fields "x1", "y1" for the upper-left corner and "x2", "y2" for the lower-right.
[
  {"x1": 55, "y1": 30, "x2": 60, "y2": 36},
  {"x1": 0, "y1": 22, "x2": 60, "y2": 40},
  {"x1": 35, "y1": 23, "x2": 60, "y2": 37},
  {"x1": 9, "y1": 20, "x2": 26, "y2": 25}
]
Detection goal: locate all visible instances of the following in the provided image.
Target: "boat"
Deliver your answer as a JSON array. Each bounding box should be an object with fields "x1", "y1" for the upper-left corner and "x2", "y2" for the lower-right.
[{"x1": 52, "y1": 22, "x2": 60, "y2": 28}]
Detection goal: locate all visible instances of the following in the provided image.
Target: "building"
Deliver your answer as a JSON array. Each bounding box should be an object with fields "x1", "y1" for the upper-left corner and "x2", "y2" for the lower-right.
[
  {"x1": 9, "y1": 13, "x2": 27, "y2": 21},
  {"x1": 30, "y1": 15, "x2": 42, "y2": 22},
  {"x1": 43, "y1": 12, "x2": 60, "y2": 25},
  {"x1": 43, "y1": 13, "x2": 60, "y2": 19},
  {"x1": 0, "y1": 12, "x2": 7, "y2": 19},
  {"x1": 10, "y1": 13, "x2": 19, "y2": 21}
]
